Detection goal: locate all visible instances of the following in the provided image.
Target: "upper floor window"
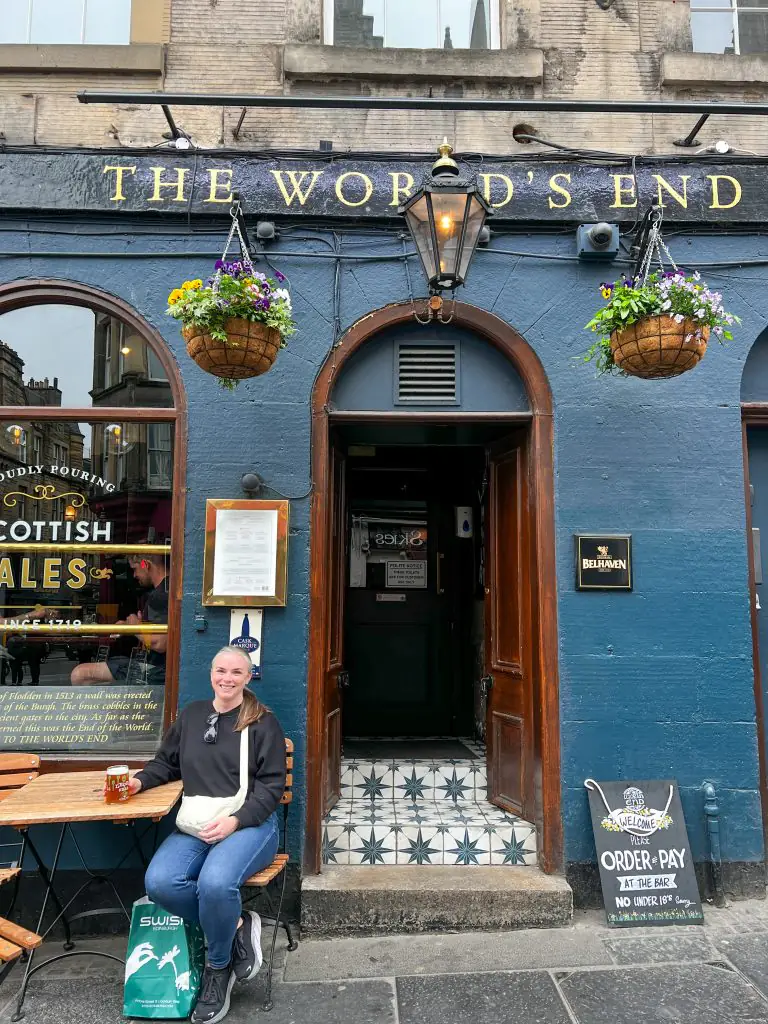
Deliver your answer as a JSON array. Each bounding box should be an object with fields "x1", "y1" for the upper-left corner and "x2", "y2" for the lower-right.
[
  {"x1": 691, "y1": 1, "x2": 768, "y2": 55},
  {"x1": 326, "y1": 0, "x2": 500, "y2": 48},
  {"x1": 0, "y1": 0, "x2": 131, "y2": 46}
]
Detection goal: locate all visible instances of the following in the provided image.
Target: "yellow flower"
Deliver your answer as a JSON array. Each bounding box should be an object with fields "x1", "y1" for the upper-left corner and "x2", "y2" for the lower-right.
[
  {"x1": 601, "y1": 287, "x2": 612, "y2": 299},
  {"x1": 181, "y1": 280, "x2": 193, "y2": 291},
  {"x1": 190, "y1": 279, "x2": 203, "y2": 289},
  {"x1": 168, "y1": 288, "x2": 184, "y2": 305}
]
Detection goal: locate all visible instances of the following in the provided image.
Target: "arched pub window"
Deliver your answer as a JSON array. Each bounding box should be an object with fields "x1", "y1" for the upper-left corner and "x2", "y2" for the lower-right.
[{"x1": 0, "y1": 284, "x2": 184, "y2": 761}]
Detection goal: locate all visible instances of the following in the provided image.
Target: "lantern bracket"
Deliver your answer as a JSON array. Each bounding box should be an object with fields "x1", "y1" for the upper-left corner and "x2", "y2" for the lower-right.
[{"x1": 412, "y1": 293, "x2": 456, "y2": 325}]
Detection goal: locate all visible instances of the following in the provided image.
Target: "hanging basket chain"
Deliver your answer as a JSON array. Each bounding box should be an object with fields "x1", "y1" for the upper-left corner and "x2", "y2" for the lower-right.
[
  {"x1": 212, "y1": 200, "x2": 256, "y2": 296},
  {"x1": 638, "y1": 206, "x2": 678, "y2": 287}
]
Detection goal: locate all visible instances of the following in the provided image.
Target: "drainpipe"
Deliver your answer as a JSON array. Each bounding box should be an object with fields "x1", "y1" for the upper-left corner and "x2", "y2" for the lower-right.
[{"x1": 702, "y1": 782, "x2": 726, "y2": 907}]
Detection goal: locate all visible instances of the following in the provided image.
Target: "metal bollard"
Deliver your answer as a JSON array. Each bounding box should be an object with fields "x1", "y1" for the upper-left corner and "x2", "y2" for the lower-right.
[{"x1": 703, "y1": 782, "x2": 726, "y2": 907}]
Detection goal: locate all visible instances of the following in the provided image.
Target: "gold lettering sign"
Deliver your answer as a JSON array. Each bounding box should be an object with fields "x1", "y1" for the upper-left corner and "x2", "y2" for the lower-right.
[
  {"x1": 335, "y1": 172, "x2": 374, "y2": 208},
  {"x1": 103, "y1": 164, "x2": 137, "y2": 202},
  {"x1": 270, "y1": 170, "x2": 323, "y2": 207},
  {"x1": 94, "y1": 158, "x2": 750, "y2": 221},
  {"x1": 708, "y1": 174, "x2": 742, "y2": 210},
  {"x1": 205, "y1": 168, "x2": 234, "y2": 204},
  {"x1": 548, "y1": 173, "x2": 572, "y2": 210},
  {"x1": 148, "y1": 167, "x2": 188, "y2": 203},
  {"x1": 610, "y1": 174, "x2": 638, "y2": 209},
  {"x1": 480, "y1": 173, "x2": 514, "y2": 209}
]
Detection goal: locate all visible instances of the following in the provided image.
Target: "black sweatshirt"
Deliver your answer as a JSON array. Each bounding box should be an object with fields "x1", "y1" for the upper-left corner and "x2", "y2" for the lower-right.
[{"x1": 135, "y1": 701, "x2": 286, "y2": 830}]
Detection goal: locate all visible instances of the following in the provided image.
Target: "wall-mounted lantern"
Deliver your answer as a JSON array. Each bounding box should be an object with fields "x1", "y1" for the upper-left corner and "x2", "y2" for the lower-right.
[{"x1": 399, "y1": 139, "x2": 492, "y2": 321}]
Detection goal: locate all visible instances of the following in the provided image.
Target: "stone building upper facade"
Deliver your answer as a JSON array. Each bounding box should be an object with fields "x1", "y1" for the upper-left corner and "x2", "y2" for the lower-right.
[{"x1": 0, "y1": 0, "x2": 766, "y2": 156}]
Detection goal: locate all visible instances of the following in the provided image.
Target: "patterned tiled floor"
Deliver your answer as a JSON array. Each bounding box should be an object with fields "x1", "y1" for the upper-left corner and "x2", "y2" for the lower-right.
[{"x1": 322, "y1": 739, "x2": 537, "y2": 867}]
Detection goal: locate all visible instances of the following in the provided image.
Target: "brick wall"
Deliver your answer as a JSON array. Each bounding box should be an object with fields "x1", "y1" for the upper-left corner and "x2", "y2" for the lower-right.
[{"x1": 0, "y1": 1, "x2": 765, "y2": 162}]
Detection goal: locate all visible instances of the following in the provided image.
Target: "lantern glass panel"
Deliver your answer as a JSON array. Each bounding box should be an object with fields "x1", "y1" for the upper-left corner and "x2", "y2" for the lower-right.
[
  {"x1": 430, "y1": 192, "x2": 470, "y2": 282},
  {"x1": 457, "y1": 194, "x2": 488, "y2": 282},
  {"x1": 403, "y1": 194, "x2": 439, "y2": 283}
]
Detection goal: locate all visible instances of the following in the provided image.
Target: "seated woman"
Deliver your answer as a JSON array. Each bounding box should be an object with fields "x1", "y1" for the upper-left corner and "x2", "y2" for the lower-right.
[{"x1": 130, "y1": 646, "x2": 286, "y2": 1024}]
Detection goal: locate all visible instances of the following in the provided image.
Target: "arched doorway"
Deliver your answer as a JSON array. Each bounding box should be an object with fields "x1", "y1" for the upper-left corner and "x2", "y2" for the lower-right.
[
  {"x1": 742, "y1": 329, "x2": 768, "y2": 857},
  {"x1": 305, "y1": 301, "x2": 561, "y2": 875},
  {"x1": 0, "y1": 279, "x2": 186, "y2": 763}
]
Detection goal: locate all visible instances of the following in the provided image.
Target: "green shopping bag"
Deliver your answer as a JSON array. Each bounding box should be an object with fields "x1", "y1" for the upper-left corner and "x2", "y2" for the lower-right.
[{"x1": 123, "y1": 897, "x2": 205, "y2": 1019}]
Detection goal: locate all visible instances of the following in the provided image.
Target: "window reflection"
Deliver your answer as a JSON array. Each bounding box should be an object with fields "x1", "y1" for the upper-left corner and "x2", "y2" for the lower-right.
[
  {"x1": 690, "y1": 1, "x2": 768, "y2": 54},
  {"x1": 334, "y1": 0, "x2": 493, "y2": 48},
  {"x1": 0, "y1": 305, "x2": 175, "y2": 754}
]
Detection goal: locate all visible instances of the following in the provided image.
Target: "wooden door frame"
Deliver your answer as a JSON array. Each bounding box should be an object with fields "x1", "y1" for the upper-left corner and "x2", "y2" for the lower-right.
[
  {"x1": 741, "y1": 405, "x2": 768, "y2": 859},
  {"x1": 305, "y1": 300, "x2": 561, "y2": 875}
]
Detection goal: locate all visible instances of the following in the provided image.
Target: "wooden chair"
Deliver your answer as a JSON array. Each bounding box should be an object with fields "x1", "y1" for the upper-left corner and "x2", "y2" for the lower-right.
[
  {"x1": 242, "y1": 737, "x2": 298, "y2": 1012},
  {"x1": 0, "y1": 755, "x2": 43, "y2": 985}
]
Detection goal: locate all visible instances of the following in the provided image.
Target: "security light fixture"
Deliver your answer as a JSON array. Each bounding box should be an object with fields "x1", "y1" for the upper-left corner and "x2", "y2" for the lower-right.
[{"x1": 399, "y1": 139, "x2": 492, "y2": 296}]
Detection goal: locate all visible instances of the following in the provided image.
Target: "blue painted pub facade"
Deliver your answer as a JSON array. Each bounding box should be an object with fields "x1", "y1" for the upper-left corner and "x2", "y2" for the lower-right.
[{"x1": 0, "y1": 147, "x2": 767, "y2": 902}]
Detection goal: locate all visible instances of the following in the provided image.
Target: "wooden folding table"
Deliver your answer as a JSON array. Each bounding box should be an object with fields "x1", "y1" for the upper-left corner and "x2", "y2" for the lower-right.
[{"x1": 0, "y1": 771, "x2": 181, "y2": 1021}]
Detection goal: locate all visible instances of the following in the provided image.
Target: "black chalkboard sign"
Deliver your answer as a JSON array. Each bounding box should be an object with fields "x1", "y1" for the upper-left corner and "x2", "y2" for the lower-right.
[{"x1": 585, "y1": 779, "x2": 703, "y2": 927}]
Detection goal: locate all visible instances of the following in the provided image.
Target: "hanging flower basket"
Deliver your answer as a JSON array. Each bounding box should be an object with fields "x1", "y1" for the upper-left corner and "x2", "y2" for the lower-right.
[
  {"x1": 182, "y1": 318, "x2": 282, "y2": 380},
  {"x1": 609, "y1": 315, "x2": 709, "y2": 380},
  {"x1": 584, "y1": 208, "x2": 738, "y2": 379},
  {"x1": 167, "y1": 201, "x2": 295, "y2": 389}
]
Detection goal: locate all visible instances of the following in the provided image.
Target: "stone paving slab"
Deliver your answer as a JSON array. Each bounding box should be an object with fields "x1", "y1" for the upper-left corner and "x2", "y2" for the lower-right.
[
  {"x1": 557, "y1": 964, "x2": 768, "y2": 1024},
  {"x1": 0, "y1": 976, "x2": 398, "y2": 1024},
  {"x1": 604, "y1": 934, "x2": 719, "y2": 965},
  {"x1": 285, "y1": 927, "x2": 611, "y2": 981},
  {"x1": 396, "y1": 970, "x2": 572, "y2": 1024},
  {"x1": 717, "y1": 934, "x2": 768, "y2": 997}
]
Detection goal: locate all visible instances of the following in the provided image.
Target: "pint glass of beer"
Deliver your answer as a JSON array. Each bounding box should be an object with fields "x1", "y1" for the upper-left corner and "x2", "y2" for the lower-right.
[{"x1": 105, "y1": 765, "x2": 130, "y2": 803}]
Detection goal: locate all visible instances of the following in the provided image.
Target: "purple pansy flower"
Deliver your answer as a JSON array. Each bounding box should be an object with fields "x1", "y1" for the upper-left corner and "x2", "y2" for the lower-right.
[{"x1": 275, "y1": 269, "x2": 286, "y2": 283}]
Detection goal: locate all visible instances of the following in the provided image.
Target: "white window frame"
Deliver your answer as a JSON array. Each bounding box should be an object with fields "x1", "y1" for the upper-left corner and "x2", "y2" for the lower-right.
[
  {"x1": 691, "y1": 2, "x2": 768, "y2": 55},
  {"x1": 324, "y1": 0, "x2": 501, "y2": 49},
  {"x1": 7, "y1": 0, "x2": 131, "y2": 46},
  {"x1": 147, "y1": 423, "x2": 173, "y2": 491},
  {"x1": 52, "y1": 442, "x2": 68, "y2": 467}
]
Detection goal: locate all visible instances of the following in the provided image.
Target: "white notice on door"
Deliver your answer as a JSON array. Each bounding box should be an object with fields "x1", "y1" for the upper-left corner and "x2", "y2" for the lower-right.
[{"x1": 385, "y1": 560, "x2": 427, "y2": 589}]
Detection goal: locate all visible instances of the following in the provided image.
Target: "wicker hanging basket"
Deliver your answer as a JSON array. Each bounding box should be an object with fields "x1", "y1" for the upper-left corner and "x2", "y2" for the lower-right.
[
  {"x1": 183, "y1": 318, "x2": 282, "y2": 380},
  {"x1": 610, "y1": 315, "x2": 709, "y2": 380}
]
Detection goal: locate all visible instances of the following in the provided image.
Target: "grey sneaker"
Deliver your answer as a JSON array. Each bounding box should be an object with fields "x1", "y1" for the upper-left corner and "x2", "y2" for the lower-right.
[
  {"x1": 232, "y1": 911, "x2": 263, "y2": 982},
  {"x1": 191, "y1": 964, "x2": 236, "y2": 1024}
]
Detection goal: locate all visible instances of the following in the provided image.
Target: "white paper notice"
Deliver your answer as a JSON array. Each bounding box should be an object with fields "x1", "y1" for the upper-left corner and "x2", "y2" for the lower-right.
[
  {"x1": 385, "y1": 560, "x2": 427, "y2": 589},
  {"x1": 213, "y1": 509, "x2": 278, "y2": 597}
]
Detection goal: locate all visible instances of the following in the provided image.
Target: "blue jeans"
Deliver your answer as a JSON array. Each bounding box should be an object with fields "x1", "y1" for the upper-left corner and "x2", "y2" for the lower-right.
[{"x1": 145, "y1": 815, "x2": 279, "y2": 969}]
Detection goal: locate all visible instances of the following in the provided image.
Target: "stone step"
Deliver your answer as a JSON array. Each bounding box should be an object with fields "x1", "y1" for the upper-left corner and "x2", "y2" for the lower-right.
[
  {"x1": 323, "y1": 800, "x2": 537, "y2": 866},
  {"x1": 341, "y1": 759, "x2": 487, "y2": 804},
  {"x1": 301, "y1": 865, "x2": 573, "y2": 936}
]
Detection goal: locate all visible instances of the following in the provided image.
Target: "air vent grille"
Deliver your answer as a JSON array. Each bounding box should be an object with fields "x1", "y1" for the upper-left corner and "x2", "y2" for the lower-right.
[{"x1": 397, "y1": 343, "x2": 458, "y2": 404}]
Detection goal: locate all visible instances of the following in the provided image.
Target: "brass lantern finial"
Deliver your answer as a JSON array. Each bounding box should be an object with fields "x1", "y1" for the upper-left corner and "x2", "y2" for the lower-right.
[{"x1": 432, "y1": 138, "x2": 459, "y2": 177}]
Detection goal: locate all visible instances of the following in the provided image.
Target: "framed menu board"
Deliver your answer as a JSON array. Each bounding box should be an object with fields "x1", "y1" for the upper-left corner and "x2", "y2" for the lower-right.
[{"x1": 202, "y1": 499, "x2": 289, "y2": 607}]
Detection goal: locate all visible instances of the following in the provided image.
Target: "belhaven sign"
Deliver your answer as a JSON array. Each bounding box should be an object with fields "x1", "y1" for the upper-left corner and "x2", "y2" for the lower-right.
[
  {"x1": 575, "y1": 534, "x2": 632, "y2": 590},
  {"x1": 1, "y1": 150, "x2": 768, "y2": 222},
  {"x1": 585, "y1": 778, "x2": 704, "y2": 927}
]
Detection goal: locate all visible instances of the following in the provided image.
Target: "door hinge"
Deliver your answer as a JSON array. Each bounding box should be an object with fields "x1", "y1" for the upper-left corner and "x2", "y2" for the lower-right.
[
  {"x1": 480, "y1": 675, "x2": 493, "y2": 698},
  {"x1": 337, "y1": 670, "x2": 350, "y2": 690}
]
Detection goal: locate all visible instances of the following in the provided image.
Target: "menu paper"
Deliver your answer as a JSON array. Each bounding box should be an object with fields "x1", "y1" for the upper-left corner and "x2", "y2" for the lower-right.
[{"x1": 213, "y1": 509, "x2": 278, "y2": 597}]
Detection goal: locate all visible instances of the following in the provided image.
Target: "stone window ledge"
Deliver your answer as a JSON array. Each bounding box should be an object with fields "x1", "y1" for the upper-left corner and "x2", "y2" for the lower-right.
[
  {"x1": 284, "y1": 43, "x2": 543, "y2": 84},
  {"x1": 0, "y1": 44, "x2": 165, "y2": 74},
  {"x1": 663, "y1": 51, "x2": 768, "y2": 88}
]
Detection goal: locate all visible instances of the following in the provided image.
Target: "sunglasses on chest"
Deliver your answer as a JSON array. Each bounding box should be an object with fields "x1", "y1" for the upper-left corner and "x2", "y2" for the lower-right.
[{"x1": 204, "y1": 712, "x2": 220, "y2": 744}]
